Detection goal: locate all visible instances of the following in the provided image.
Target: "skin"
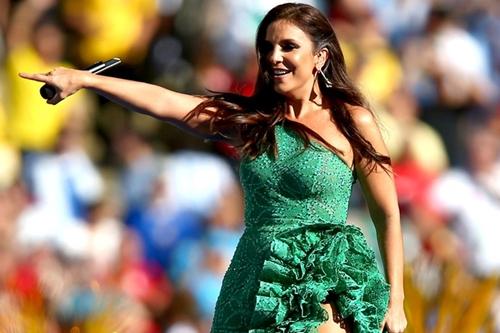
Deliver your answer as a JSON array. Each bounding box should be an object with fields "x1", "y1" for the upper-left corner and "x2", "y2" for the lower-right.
[{"x1": 19, "y1": 18, "x2": 406, "y2": 333}]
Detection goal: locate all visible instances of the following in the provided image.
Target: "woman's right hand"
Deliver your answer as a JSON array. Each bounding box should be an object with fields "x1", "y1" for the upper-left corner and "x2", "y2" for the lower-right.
[{"x1": 19, "y1": 67, "x2": 90, "y2": 105}]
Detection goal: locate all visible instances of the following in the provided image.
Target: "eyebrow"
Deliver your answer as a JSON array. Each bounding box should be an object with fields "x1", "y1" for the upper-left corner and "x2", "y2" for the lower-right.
[{"x1": 263, "y1": 38, "x2": 299, "y2": 44}]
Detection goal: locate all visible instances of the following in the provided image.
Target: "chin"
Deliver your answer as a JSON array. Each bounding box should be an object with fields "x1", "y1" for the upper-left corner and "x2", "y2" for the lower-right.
[
  {"x1": 274, "y1": 87, "x2": 301, "y2": 101},
  {"x1": 273, "y1": 84, "x2": 291, "y2": 96}
]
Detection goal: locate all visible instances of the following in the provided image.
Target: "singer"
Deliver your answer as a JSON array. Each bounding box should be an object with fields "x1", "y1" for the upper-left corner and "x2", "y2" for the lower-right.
[{"x1": 19, "y1": 3, "x2": 406, "y2": 333}]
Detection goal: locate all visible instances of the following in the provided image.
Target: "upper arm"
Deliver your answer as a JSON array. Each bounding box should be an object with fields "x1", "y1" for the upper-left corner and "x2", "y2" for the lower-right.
[
  {"x1": 117, "y1": 83, "x2": 218, "y2": 139},
  {"x1": 351, "y1": 106, "x2": 399, "y2": 222},
  {"x1": 155, "y1": 90, "x2": 206, "y2": 121},
  {"x1": 155, "y1": 91, "x2": 238, "y2": 142}
]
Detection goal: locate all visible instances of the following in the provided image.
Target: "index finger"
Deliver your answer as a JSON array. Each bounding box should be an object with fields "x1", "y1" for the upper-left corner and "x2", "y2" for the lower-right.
[{"x1": 18, "y1": 72, "x2": 51, "y2": 83}]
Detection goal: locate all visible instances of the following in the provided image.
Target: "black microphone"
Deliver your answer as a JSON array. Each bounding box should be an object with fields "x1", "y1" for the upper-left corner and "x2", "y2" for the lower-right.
[{"x1": 40, "y1": 58, "x2": 122, "y2": 100}]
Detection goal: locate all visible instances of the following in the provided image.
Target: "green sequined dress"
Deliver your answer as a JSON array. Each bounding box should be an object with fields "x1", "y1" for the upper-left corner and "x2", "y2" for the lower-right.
[{"x1": 211, "y1": 124, "x2": 390, "y2": 333}]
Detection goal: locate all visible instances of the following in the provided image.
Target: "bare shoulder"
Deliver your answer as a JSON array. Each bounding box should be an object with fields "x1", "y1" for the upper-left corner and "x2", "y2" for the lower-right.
[
  {"x1": 347, "y1": 105, "x2": 380, "y2": 136},
  {"x1": 346, "y1": 104, "x2": 390, "y2": 169}
]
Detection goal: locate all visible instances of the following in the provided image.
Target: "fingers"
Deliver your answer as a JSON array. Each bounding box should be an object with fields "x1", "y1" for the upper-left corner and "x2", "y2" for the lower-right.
[
  {"x1": 47, "y1": 89, "x2": 64, "y2": 105},
  {"x1": 383, "y1": 324, "x2": 405, "y2": 333},
  {"x1": 47, "y1": 96, "x2": 61, "y2": 105},
  {"x1": 19, "y1": 68, "x2": 74, "y2": 105},
  {"x1": 18, "y1": 72, "x2": 51, "y2": 83},
  {"x1": 380, "y1": 316, "x2": 387, "y2": 333},
  {"x1": 19, "y1": 71, "x2": 65, "y2": 104}
]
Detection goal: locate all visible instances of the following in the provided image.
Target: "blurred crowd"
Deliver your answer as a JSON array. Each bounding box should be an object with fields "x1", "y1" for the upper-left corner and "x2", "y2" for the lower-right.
[{"x1": 0, "y1": 0, "x2": 499, "y2": 332}]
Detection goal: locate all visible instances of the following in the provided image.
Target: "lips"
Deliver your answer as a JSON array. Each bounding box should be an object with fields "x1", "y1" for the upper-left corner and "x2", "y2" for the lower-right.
[{"x1": 270, "y1": 68, "x2": 292, "y2": 77}]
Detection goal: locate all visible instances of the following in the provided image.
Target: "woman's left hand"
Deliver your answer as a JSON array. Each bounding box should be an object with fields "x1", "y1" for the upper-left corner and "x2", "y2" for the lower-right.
[{"x1": 381, "y1": 302, "x2": 407, "y2": 333}]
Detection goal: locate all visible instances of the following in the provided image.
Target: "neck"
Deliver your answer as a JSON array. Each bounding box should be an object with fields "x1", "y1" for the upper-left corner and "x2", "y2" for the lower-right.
[
  {"x1": 284, "y1": 78, "x2": 328, "y2": 119},
  {"x1": 285, "y1": 93, "x2": 330, "y2": 120}
]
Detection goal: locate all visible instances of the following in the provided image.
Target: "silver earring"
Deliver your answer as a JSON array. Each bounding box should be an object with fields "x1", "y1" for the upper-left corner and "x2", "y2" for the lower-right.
[{"x1": 318, "y1": 67, "x2": 333, "y2": 88}]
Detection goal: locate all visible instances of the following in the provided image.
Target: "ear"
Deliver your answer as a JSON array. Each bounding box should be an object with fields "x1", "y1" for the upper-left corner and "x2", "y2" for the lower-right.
[{"x1": 315, "y1": 47, "x2": 329, "y2": 70}]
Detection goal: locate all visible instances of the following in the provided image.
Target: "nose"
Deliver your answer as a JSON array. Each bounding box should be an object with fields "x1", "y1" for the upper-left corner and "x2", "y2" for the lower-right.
[{"x1": 268, "y1": 46, "x2": 283, "y2": 64}]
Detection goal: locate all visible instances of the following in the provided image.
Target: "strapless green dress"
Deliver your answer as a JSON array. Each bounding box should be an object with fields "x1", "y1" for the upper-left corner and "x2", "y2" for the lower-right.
[{"x1": 210, "y1": 124, "x2": 390, "y2": 333}]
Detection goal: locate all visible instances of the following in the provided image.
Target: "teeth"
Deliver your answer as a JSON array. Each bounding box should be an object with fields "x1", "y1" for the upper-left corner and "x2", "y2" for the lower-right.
[{"x1": 272, "y1": 69, "x2": 290, "y2": 76}]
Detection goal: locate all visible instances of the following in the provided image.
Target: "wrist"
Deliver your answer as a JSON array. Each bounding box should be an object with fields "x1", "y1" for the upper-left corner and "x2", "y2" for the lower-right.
[
  {"x1": 388, "y1": 293, "x2": 405, "y2": 306},
  {"x1": 80, "y1": 71, "x2": 95, "y2": 89}
]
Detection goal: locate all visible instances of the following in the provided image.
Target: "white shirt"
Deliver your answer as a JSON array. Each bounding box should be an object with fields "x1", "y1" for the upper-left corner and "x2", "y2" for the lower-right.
[{"x1": 430, "y1": 169, "x2": 500, "y2": 276}]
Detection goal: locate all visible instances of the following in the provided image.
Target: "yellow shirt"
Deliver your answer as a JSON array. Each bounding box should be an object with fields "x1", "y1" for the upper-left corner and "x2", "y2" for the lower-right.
[
  {"x1": 0, "y1": 95, "x2": 6, "y2": 143},
  {"x1": 62, "y1": 0, "x2": 157, "y2": 63},
  {"x1": 357, "y1": 46, "x2": 403, "y2": 106},
  {"x1": 5, "y1": 46, "x2": 84, "y2": 151}
]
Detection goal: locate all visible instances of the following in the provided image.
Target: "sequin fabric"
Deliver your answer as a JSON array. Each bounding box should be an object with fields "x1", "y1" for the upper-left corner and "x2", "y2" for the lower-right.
[{"x1": 210, "y1": 123, "x2": 390, "y2": 333}]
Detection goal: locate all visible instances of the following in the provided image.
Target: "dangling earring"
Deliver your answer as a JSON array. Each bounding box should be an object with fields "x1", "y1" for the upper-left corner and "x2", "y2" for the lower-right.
[{"x1": 317, "y1": 66, "x2": 333, "y2": 88}]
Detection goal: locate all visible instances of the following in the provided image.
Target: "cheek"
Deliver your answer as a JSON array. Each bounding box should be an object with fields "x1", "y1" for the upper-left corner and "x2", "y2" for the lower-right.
[
  {"x1": 289, "y1": 52, "x2": 307, "y2": 65},
  {"x1": 293, "y1": 56, "x2": 315, "y2": 78},
  {"x1": 290, "y1": 51, "x2": 315, "y2": 70}
]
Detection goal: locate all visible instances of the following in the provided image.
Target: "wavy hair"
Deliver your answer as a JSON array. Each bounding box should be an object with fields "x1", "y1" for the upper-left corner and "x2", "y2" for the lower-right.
[{"x1": 184, "y1": 3, "x2": 390, "y2": 171}]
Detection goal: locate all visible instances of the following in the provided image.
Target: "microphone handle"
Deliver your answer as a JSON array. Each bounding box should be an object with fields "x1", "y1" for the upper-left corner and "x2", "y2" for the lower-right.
[
  {"x1": 40, "y1": 58, "x2": 121, "y2": 100},
  {"x1": 40, "y1": 84, "x2": 57, "y2": 100}
]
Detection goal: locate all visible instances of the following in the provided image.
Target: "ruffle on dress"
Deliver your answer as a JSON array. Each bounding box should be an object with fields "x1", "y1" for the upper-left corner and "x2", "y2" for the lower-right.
[{"x1": 248, "y1": 223, "x2": 390, "y2": 333}]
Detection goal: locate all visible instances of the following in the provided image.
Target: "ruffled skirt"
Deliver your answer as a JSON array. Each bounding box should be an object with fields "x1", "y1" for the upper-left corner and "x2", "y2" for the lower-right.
[{"x1": 211, "y1": 223, "x2": 390, "y2": 333}]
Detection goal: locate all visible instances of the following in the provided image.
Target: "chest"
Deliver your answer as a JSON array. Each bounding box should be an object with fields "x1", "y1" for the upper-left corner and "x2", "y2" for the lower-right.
[
  {"x1": 240, "y1": 126, "x2": 354, "y2": 200},
  {"x1": 285, "y1": 116, "x2": 353, "y2": 167}
]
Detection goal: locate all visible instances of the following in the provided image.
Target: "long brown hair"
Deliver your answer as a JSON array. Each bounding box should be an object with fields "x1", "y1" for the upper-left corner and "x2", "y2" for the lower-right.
[{"x1": 184, "y1": 3, "x2": 390, "y2": 171}]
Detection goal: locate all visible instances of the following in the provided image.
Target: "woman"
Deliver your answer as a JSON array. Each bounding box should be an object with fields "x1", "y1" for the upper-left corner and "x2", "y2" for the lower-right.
[{"x1": 20, "y1": 3, "x2": 406, "y2": 333}]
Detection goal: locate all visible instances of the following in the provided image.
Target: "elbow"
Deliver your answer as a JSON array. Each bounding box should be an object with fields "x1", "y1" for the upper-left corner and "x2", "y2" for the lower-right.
[
  {"x1": 146, "y1": 90, "x2": 173, "y2": 120},
  {"x1": 149, "y1": 99, "x2": 169, "y2": 120},
  {"x1": 369, "y1": 206, "x2": 400, "y2": 230}
]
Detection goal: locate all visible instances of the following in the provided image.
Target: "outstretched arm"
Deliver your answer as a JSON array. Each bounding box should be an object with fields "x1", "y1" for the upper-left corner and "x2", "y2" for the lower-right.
[
  {"x1": 351, "y1": 106, "x2": 407, "y2": 333},
  {"x1": 19, "y1": 67, "x2": 214, "y2": 137}
]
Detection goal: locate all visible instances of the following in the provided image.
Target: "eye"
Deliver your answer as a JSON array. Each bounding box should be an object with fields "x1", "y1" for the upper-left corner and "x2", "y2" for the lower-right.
[{"x1": 281, "y1": 42, "x2": 298, "y2": 52}]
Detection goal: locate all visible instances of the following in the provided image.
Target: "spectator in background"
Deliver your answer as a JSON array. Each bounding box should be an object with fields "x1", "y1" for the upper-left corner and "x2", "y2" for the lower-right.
[
  {"x1": 15, "y1": 119, "x2": 105, "y2": 258},
  {"x1": 2, "y1": 0, "x2": 103, "y2": 259},
  {"x1": 460, "y1": 0, "x2": 500, "y2": 89},
  {"x1": 86, "y1": 199, "x2": 125, "y2": 281},
  {"x1": 424, "y1": 6, "x2": 494, "y2": 107},
  {"x1": 428, "y1": 124, "x2": 500, "y2": 277},
  {"x1": 126, "y1": 150, "x2": 238, "y2": 279},
  {"x1": 370, "y1": 0, "x2": 431, "y2": 49},
  {"x1": 0, "y1": 0, "x2": 9, "y2": 61},
  {"x1": 61, "y1": 0, "x2": 160, "y2": 65},
  {"x1": 332, "y1": 5, "x2": 404, "y2": 108},
  {"x1": 383, "y1": 86, "x2": 448, "y2": 177},
  {"x1": 112, "y1": 126, "x2": 164, "y2": 219},
  {"x1": 402, "y1": 5, "x2": 495, "y2": 167},
  {"x1": 177, "y1": 182, "x2": 243, "y2": 330},
  {"x1": 0, "y1": 0, "x2": 9, "y2": 33},
  {"x1": 0, "y1": 144, "x2": 24, "y2": 273},
  {"x1": 0, "y1": 100, "x2": 6, "y2": 145},
  {"x1": 4, "y1": 0, "x2": 91, "y2": 154},
  {"x1": 379, "y1": 87, "x2": 448, "y2": 250}
]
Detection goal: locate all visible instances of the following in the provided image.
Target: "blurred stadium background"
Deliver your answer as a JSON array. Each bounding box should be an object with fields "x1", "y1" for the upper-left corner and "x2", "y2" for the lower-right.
[{"x1": 0, "y1": 0, "x2": 499, "y2": 332}]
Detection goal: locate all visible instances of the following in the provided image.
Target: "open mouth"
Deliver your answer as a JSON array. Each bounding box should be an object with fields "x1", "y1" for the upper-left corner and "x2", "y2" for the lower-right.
[{"x1": 270, "y1": 68, "x2": 292, "y2": 78}]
